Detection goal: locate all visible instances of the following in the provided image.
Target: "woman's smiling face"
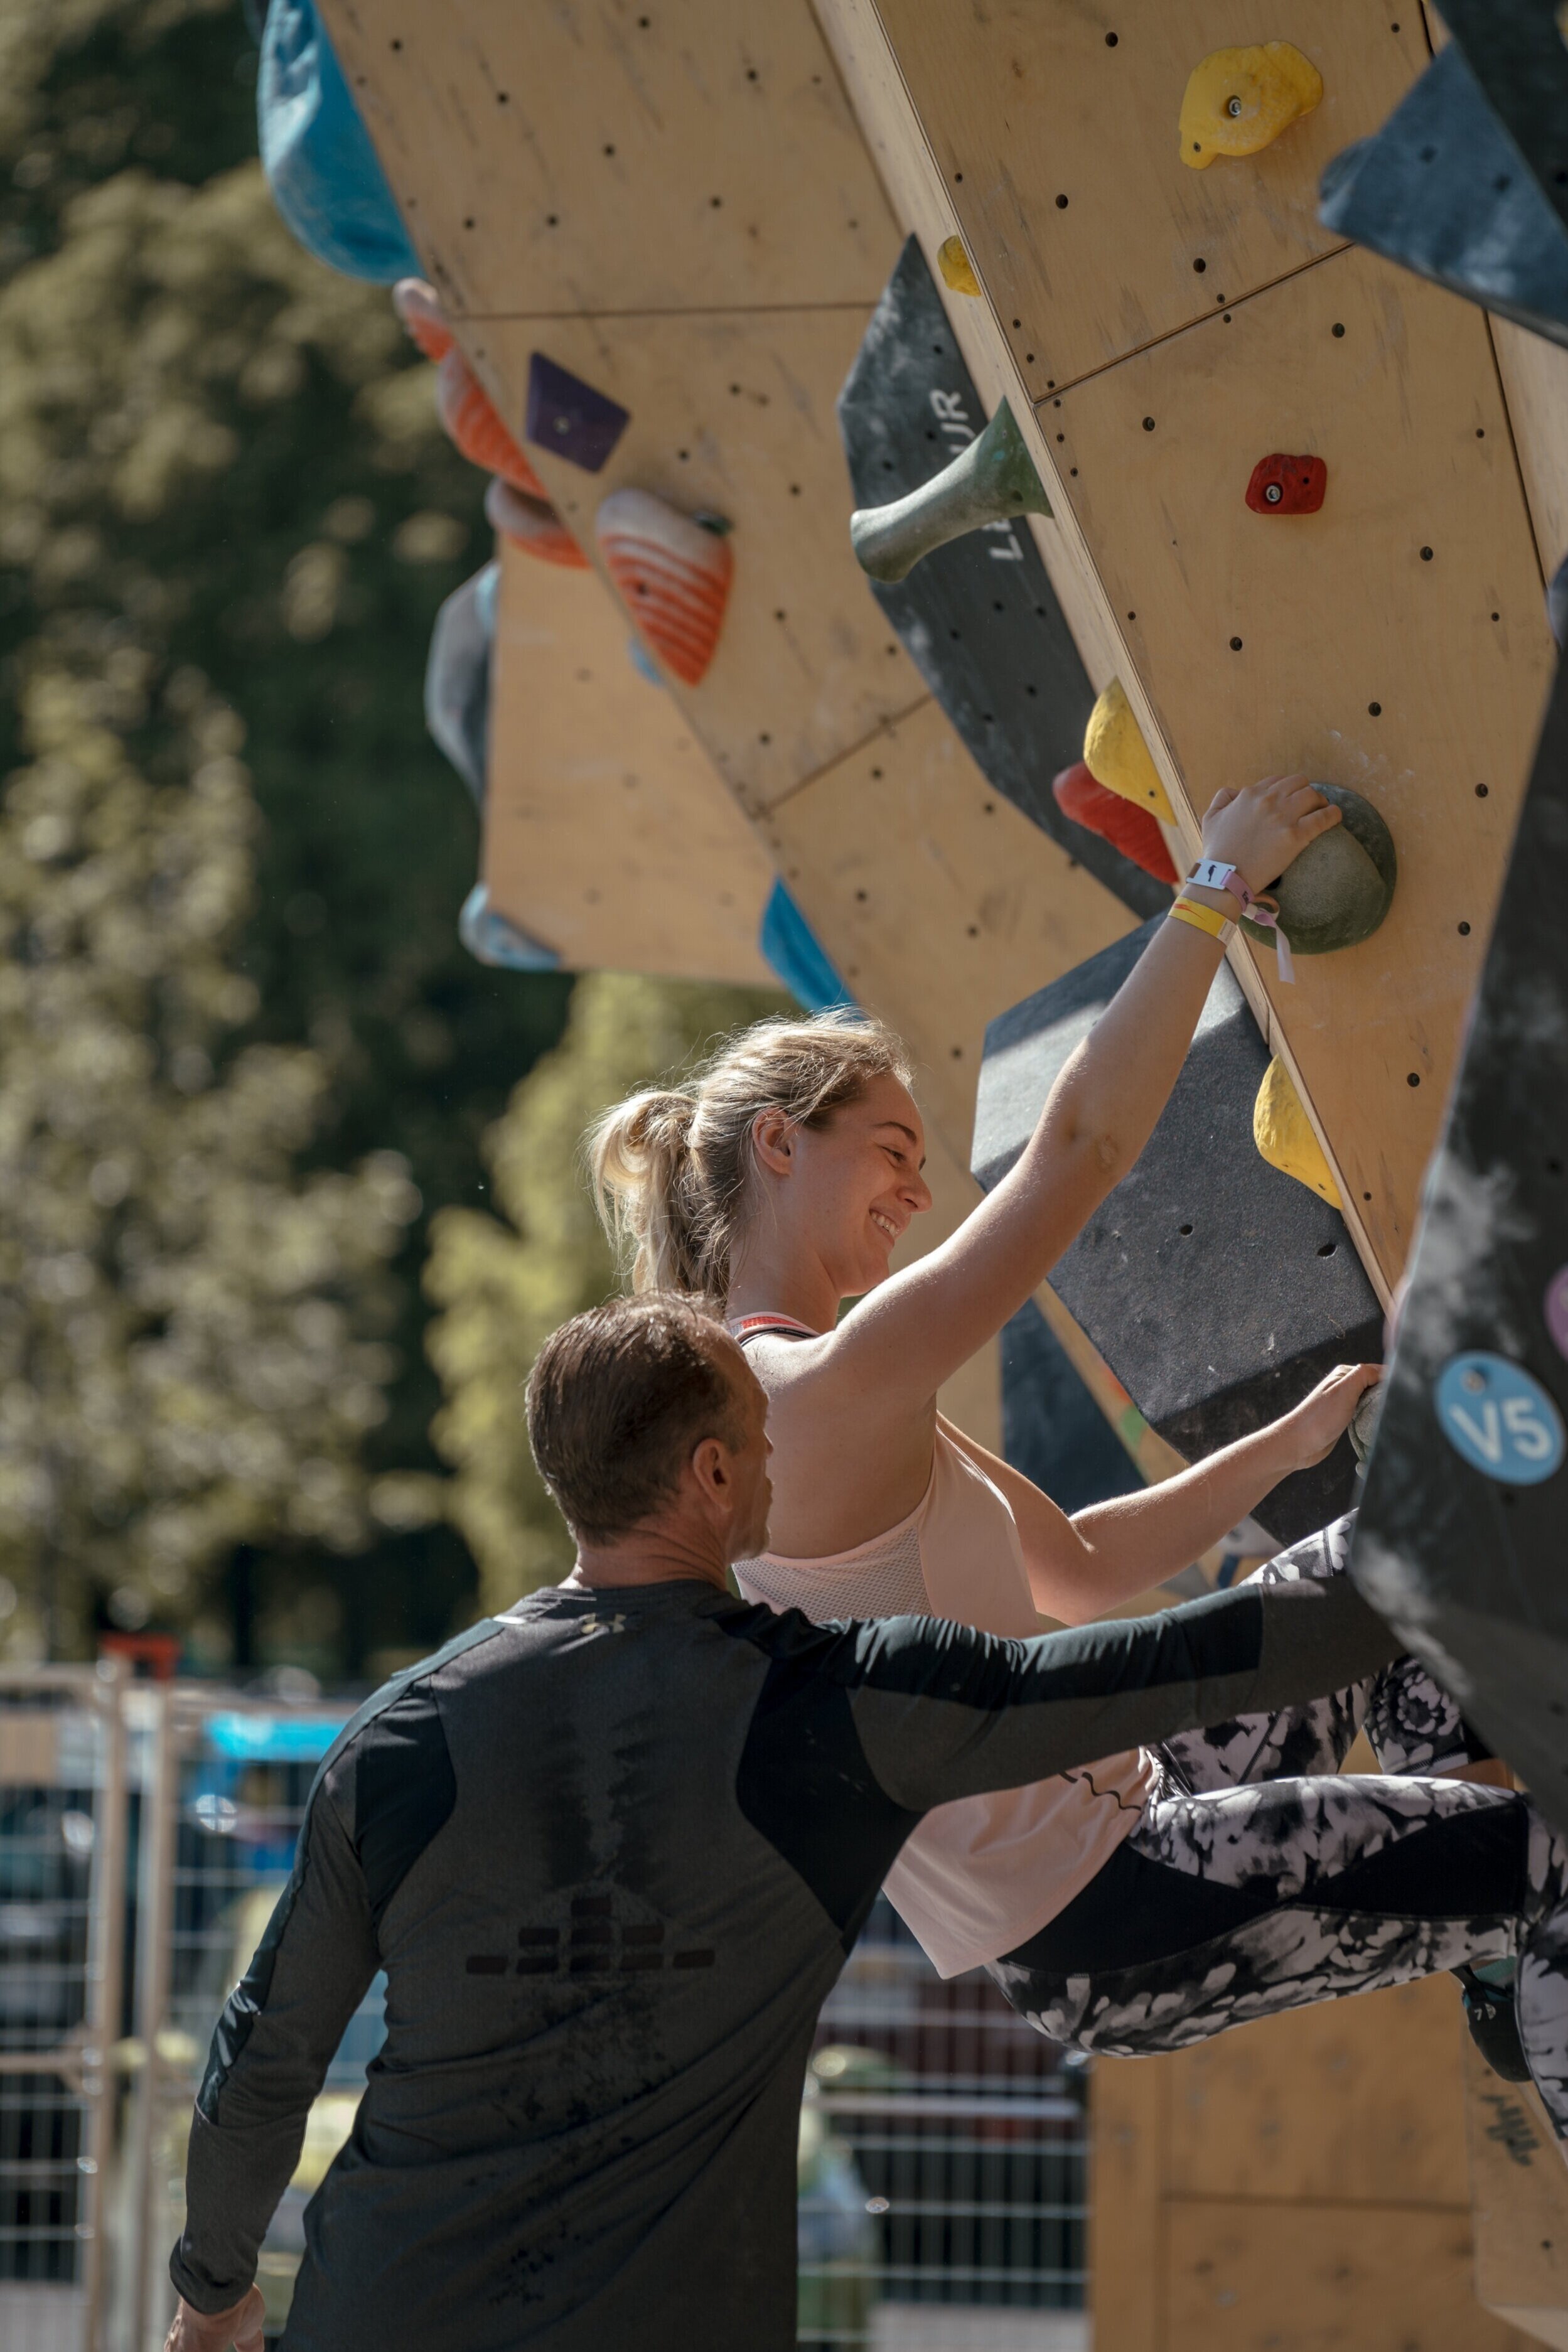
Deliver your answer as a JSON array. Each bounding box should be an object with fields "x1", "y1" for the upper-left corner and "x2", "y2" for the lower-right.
[{"x1": 773, "y1": 1071, "x2": 933, "y2": 1299}]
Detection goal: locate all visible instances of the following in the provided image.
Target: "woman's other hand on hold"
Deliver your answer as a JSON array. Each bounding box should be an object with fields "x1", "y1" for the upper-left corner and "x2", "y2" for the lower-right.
[
  {"x1": 1201, "y1": 774, "x2": 1340, "y2": 898},
  {"x1": 1274, "y1": 1363, "x2": 1382, "y2": 1473}
]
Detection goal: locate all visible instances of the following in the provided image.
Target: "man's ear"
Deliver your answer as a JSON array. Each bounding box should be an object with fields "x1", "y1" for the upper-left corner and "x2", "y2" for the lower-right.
[
  {"x1": 751, "y1": 1107, "x2": 795, "y2": 1180},
  {"x1": 687, "y1": 1434, "x2": 731, "y2": 1520}
]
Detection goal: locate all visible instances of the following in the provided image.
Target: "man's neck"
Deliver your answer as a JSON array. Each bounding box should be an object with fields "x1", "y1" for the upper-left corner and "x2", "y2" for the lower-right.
[{"x1": 567, "y1": 1525, "x2": 730, "y2": 1594}]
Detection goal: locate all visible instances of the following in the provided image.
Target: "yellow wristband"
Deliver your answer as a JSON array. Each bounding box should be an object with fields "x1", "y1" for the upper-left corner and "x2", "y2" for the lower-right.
[{"x1": 1168, "y1": 894, "x2": 1236, "y2": 947}]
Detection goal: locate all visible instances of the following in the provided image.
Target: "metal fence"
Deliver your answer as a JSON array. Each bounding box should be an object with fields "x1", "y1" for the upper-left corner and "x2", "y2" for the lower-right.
[{"x1": 0, "y1": 1677, "x2": 1088, "y2": 2352}]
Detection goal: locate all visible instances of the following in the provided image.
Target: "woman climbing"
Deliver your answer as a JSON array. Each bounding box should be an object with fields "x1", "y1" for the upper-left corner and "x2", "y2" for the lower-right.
[{"x1": 589, "y1": 772, "x2": 1567, "y2": 2130}]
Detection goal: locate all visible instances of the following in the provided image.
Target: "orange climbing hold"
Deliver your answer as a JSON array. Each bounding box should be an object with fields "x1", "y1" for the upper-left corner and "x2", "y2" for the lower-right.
[
  {"x1": 484, "y1": 476, "x2": 589, "y2": 570},
  {"x1": 1053, "y1": 763, "x2": 1178, "y2": 885},
  {"x1": 437, "y1": 347, "x2": 549, "y2": 501},
  {"x1": 1179, "y1": 43, "x2": 1323, "y2": 169},
  {"x1": 392, "y1": 277, "x2": 453, "y2": 362},
  {"x1": 595, "y1": 490, "x2": 733, "y2": 687}
]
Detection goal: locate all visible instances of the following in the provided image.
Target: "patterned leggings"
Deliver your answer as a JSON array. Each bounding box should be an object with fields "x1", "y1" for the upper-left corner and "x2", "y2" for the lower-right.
[{"x1": 989, "y1": 1516, "x2": 1568, "y2": 2142}]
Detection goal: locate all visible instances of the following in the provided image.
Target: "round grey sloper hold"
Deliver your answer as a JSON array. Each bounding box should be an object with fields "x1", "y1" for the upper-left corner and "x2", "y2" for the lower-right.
[{"x1": 1240, "y1": 781, "x2": 1397, "y2": 957}]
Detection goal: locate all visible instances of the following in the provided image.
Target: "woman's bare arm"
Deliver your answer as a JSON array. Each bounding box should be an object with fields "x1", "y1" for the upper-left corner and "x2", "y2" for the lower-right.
[
  {"x1": 815, "y1": 777, "x2": 1340, "y2": 1414},
  {"x1": 940, "y1": 1364, "x2": 1379, "y2": 1623}
]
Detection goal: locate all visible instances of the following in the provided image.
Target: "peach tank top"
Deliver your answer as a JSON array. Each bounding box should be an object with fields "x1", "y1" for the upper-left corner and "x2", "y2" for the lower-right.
[{"x1": 731, "y1": 1317, "x2": 1152, "y2": 1979}]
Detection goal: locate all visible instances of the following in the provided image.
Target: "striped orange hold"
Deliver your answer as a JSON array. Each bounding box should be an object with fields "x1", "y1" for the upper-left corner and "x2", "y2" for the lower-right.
[
  {"x1": 484, "y1": 477, "x2": 589, "y2": 570},
  {"x1": 437, "y1": 347, "x2": 549, "y2": 502},
  {"x1": 595, "y1": 489, "x2": 733, "y2": 687},
  {"x1": 391, "y1": 277, "x2": 453, "y2": 362}
]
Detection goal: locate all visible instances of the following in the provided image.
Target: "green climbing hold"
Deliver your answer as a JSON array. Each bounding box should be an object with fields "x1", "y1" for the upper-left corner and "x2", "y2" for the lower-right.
[
  {"x1": 849, "y1": 398, "x2": 1051, "y2": 584},
  {"x1": 1240, "y1": 781, "x2": 1397, "y2": 959}
]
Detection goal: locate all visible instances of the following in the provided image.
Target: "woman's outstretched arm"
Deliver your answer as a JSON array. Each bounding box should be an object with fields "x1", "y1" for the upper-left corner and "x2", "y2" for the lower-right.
[
  {"x1": 941, "y1": 1363, "x2": 1379, "y2": 1622},
  {"x1": 830, "y1": 775, "x2": 1341, "y2": 1410}
]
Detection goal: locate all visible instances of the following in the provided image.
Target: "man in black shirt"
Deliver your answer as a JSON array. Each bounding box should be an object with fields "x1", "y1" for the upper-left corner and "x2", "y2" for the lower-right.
[{"x1": 166, "y1": 1295, "x2": 1400, "y2": 2351}]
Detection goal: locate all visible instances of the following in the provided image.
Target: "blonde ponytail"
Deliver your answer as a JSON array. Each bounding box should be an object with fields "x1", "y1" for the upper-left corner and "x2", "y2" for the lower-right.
[{"x1": 589, "y1": 1009, "x2": 914, "y2": 1301}]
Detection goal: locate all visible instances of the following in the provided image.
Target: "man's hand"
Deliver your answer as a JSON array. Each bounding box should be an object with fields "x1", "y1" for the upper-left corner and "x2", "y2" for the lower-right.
[
  {"x1": 1273, "y1": 1363, "x2": 1382, "y2": 1473},
  {"x1": 164, "y1": 2285, "x2": 266, "y2": 2352},
  {"x1": 1201, "y1": 774, "x2": 1341, "y2": 898}
]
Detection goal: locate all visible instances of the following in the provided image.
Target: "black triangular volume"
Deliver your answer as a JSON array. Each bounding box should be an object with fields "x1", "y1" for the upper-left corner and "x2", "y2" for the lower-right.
[
  {"x1": 974, "y1": 928, "x2": 1382, "y2": 1545},
  {"x1": 1353, "y1": 652, "x2": 1568, "y2": 1828},
  {"x1": 836, "y1": 238, "x2": 1169, "y2": 920},
  {"x1": 1319, "y1": 43, "x2": 1568, "y2": 350},
  {"x1": 1438, "y1": 0, "x2": 1568, "y2": 250}
]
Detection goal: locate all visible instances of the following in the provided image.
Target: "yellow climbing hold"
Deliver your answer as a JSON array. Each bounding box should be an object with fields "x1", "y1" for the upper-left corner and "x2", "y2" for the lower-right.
[
  {"x1": 1254, "y1": 1056, "x2": 1341, "y2": 1209},
  {"x1": 1179, "y1": 43, "x2": 1323, "y2": 169},
  {"x1": 1082, "y1": 678, "x2": 1174, "y2": 824},
  {"x1": 938, "y1": 236, "x2": 982, "y2": 298}
]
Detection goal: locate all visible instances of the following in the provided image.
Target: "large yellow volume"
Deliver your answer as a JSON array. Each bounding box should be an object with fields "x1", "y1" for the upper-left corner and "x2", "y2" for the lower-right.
[
  {"x1": 1179, "y1": 43, "x2": 1323, "y2": 169},
  {"x1": 1082, "y1": 678, "x2": 1175, "y2": 823},
  {"x1": 1254, "y1": 1056, "x2": 1341, "y2": 1208}
]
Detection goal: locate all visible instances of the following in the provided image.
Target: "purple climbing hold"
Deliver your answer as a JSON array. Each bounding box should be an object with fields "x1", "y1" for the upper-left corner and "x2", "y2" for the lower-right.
[
  {"x1": 1546, "y1": 1265, "x2": 1568, "y2": 1361},
  {"x1": 524, "y1": 353, "x2": 631, "y2": 475}
]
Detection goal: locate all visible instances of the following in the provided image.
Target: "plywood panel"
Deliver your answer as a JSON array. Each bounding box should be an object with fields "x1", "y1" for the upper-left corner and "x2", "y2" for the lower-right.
[
  {"x1": 1090, "y1": 2054, "x2": 1166, "y2": 2352},
  {"x1": 1166, "y1": 2198, "x2": 1529, "y2": 2351},
  {"x1": 1491, "y1": 317, "x2": 1568, "y2": 583},
  {"x1": 320, "y1": 0, "x2": 896, "y2": 316},
  {"x1": 862, "y1": 0, "x2": 1430, "y2": 400},
  {"x1": 1166, "y1": 1975, "x2": 1467, "y2": 2207},
  {"x1": 471, "y1": 311, "x2": 926, "y2": 814},
  {"x1": 484, "y1": 537, "x2": 775, "y2": 984},
  {"x1": 1047, "y1": 245, "x2": 1555, "y2": 1283},
  {"x1": 761, "y1": 697, "x2": 1135, "y2": 1156},
  {"x1": 1464, "y1": 2031, "x2": 1568, "y2": 2348}
]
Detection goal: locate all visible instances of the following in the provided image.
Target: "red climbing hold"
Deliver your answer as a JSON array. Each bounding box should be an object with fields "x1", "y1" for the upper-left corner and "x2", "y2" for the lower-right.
[
  {"x1": 437, "y1": 347, "x2": 549, "y2": 501},
  {"x1": 392, "y1": 277, "x2": 453, "y2": 362},
  {"x1": 1245, "y1": 453, "x2": 1327, "y2": 515},
  {"x1": 485, "y1": 476, "x2": 589, "y2": 570},
  {"x1": 1053, "y1": 761, "x2": 1178, "y2": 884},
  {"x1": 596, "y1": 489, "x2": 733, "y2": 687}
]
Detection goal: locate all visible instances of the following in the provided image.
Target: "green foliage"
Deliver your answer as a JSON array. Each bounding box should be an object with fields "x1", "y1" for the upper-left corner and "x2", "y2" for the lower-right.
[
  {"x1": 0, "y1": 0, "x2": 572, "y2": 1667},
  {"x1": 425, "y1": 973, "x2": 783, "y2": 1614}
]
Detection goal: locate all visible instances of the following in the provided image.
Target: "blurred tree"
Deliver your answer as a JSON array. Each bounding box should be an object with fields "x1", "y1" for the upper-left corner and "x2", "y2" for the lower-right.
[
  {"x1": 0, "y1": 0, "x2": 572, "y2": 1667},
  {"x1": 0, "y1": 652, "x2": 429, "y2": 1662},
  {"x1": 425, "y1": 973, "x2": 781, "y2": 1614}
]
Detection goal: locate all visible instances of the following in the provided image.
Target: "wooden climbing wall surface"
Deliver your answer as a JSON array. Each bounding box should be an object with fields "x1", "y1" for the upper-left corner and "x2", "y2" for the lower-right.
[
  {"x1": 321, "y1": 0, "x2": 1146, "y2": 1172},
  {"x1": 1092, "y1": 1975, "x2": 1539, "y2": 2352},
  {"x1": 485, "y1": 536, "x2": 775, "y2": 985},
  {"x1": 815, "y1": 0, "x2": 1558, "y2": 1296}
]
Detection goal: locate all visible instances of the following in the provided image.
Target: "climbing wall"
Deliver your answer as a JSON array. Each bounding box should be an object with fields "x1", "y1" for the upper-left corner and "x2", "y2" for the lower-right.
[
  {"x1": 484, "y1": 535, "x2": 776, "y2": 985},
  {"x1": 817, "y1": 0, "x2": 1556, "y2": 1301}
]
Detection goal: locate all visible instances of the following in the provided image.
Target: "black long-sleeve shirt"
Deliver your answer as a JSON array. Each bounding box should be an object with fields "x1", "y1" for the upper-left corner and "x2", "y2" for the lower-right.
[{"x1": 172, "y1": 1571, "x2": 1397, "y2": 2349}]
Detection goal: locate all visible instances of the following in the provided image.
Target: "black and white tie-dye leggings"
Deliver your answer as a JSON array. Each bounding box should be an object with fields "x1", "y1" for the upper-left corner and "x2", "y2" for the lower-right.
[{"x1": 989, "y1": 1515, "x2": 1568, "y2": 2143}]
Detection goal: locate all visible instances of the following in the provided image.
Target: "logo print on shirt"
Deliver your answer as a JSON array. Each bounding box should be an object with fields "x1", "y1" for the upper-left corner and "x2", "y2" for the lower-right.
[{"x1": 466, "y1": 1891, "x2": 715, "y2": 1978}]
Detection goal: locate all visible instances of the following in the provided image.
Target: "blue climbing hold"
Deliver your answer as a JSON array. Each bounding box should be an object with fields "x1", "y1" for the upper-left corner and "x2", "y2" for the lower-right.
[
  {"x1": 458, "y1": 884, "x2": 558, "y2": 973},
  {"x1": 758, "y1": 881, "x2": 855, "y2": 1014},
  {"x1": 626, "y1": 635, "x2": 665, "y2": 689},
  {"x1": 424, "y1": 562, "x2": 497, "y2": 809},
  {"x1": 1434, "y1": 1351, "x2": 1565, "y2": 1485},
  {"x1": 258, "y1": 0, "x2": 421, "y2": 282}
]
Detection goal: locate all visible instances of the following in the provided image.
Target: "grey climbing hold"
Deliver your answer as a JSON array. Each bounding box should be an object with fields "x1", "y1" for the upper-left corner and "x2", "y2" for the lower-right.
[
  {"x1": 1319, "y1": 41, "x2": 1568, "y2": 350},
  {"x1": 835, "y1": 236, "x2": 1167, "y2": 920},
  {"x1": 1240, "y1": 782, "x2": 1396, "y2": 960},
  {"x1": 1349, "y1": 1380, "x2": 1383, "y2": 1466},
  {"x1": 850, "y1": 399, "x2": 1050, "y2": 586},
  {"x1": 1549, "y1": 551, "x2": 1568, "y2": 650}
]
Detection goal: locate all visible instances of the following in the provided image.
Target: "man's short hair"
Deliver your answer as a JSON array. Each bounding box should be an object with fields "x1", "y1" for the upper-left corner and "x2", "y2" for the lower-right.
[{"x1": 525, "y1": 1294, "x2": 746, "y2": 1545}]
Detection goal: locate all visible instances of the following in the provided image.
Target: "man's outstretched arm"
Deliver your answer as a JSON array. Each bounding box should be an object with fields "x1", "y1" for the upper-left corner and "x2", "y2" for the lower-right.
[
  {"x1": 839, "y1": 1569, "x2": 1402, "y2": 1812},
  {"x1": 169, "y1": 1773, "x2": 378, "y2": 2326}
]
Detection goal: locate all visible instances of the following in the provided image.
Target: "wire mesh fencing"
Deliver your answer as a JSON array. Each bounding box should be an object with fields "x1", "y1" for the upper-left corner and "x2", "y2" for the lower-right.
[{"x1": 0, "y1": 1675, "x2": 1088, "y2": 2352}]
